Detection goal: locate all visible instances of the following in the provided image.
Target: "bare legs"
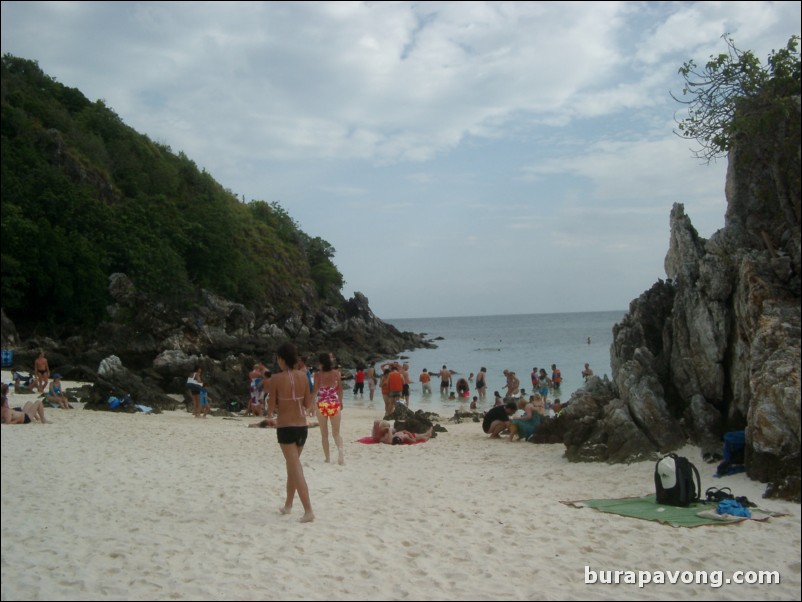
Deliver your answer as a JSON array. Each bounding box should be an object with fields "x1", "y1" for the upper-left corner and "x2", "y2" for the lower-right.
[
  {"x1": 22, "y1": 400, "x2": 49, "y2": 423},
  {"x1": 192, "y1": 393, "x2": 200, "y2": 417},
  {"x1": 46, "y1": 393, "x2": 70, "y2": 410},
  {"x1": 319, "y1": 414, "x2": 331, "y2": 462},
  {"x1": 278, "y1": 442, "x2": 314, "y2": 523},
  {"x1": 331, "y1": 412, "x2": 344, "y2": 465},
  {"x1": 318, "y1": 412, "x2": 345, "y2": 465},
  {"x1": 488, "y1": 420, "x2": 509, "y2": 439}
]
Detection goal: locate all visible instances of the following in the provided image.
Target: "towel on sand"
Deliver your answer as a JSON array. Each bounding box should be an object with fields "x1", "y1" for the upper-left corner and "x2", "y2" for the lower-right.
[{"x1": 561, "y1": 494, "x2": 782, "y2": 528}]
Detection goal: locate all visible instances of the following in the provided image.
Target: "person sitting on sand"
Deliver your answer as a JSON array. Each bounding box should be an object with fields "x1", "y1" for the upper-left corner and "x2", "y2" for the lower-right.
[
  {"x1": 45, "y1": 374, "x2": 70, "y2": 409},
  {"x1": 531, "y1": 393, "x2": 546, "y2": 417},
  {"x1": 552, "y1": 399, "x2": 567, "y2": 416},
  {"x1": 482, "y1": 401, "x2": 517, "y2": 438},
  {"x1": 245, "y1": 377, "x2": 265, "y2": 417},
  {"x1": 14, "y1": 372, "x2": 36, "y2": 394},
  {"x1": 493, "y1": 391, "x2": 503, "y2": 406},
  {"x1": 1, "y1": 383, "x2": 49, "y2": 424},
  {"x1": 508, "y1": 396, "x2": 541, "y2": 442}
]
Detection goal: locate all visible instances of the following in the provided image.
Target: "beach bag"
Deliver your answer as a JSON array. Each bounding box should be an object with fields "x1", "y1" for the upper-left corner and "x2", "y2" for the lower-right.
[
  {"x1": 654, "y1": 453, "x2": 701, "y2": 506},
  {"x1": 716, "y1": 430, "x2": 746, "y2": 476},
  {"x1": 108, "y1": 393, "x2": 133, "y2": 411}
]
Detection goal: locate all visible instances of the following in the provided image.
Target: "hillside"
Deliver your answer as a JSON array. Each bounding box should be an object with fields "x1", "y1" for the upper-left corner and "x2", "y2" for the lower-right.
[{"x1": 1, "y1": 54, "x2": 345, "y2": 337}]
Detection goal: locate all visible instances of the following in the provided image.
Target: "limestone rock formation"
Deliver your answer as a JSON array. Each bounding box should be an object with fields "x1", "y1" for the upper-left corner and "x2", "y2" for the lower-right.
[{"x1": 545, "y1": 96, "x2": 800, "y2": 502}]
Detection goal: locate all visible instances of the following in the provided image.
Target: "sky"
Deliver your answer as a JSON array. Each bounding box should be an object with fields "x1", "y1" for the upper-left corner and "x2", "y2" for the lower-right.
[{"x1": 2, "y1": 2, "x2": 800, "y2": 320}]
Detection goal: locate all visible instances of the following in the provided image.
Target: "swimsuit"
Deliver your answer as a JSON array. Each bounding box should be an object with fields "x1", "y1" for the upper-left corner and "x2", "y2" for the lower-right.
[
  {"x1": 23, "y1": 413, "x2": 31, "y2": 424},
  {"x1": 276, "y1": 426, "x2": 308, "y2": 446},
  {"x1": 316, "y1": 385, "x2": 341, "y2": 417},
  {"x1": 511, "y1": 411, "x2": 541, "y2": 440},
  {"x1": 275, "y1": 369, "x2": 308, "y2": 445}
]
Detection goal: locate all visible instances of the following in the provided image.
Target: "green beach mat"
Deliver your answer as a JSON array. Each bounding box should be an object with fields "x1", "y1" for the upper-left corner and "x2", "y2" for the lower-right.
[{"x1": 562, "y1": 494, "x2": 781, "y2": 528}]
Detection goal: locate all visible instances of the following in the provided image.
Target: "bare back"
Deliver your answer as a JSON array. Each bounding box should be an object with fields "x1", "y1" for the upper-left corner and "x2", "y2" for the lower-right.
[{"x1": 266, "y1": 369, "x2": 312, "y2": 427}]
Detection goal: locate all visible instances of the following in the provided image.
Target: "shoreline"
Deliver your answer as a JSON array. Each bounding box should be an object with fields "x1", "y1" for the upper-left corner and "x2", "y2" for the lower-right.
[{"x1": 2, "y1": 372, "x2": 800, "y2": 600}]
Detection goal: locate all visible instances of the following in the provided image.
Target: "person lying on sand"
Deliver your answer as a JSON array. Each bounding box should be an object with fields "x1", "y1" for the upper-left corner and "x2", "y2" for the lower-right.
[{"x1": 370, "y1": 419, "x2": 433, "y2": 444}]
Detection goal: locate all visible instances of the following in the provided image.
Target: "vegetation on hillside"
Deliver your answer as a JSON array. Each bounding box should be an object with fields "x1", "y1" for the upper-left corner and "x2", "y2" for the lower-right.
[{"x1": 1, "y1": 55, "x2": 345, "y2": 336}]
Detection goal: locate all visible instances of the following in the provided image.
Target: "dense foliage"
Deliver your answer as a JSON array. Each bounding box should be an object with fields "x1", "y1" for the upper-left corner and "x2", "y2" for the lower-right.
[
  {"x1": 672, "y1": 34, "x2": 801, "y2": 162},
  {"x1": 1, "y1": 55, "x2": 344, "y2": 336}
]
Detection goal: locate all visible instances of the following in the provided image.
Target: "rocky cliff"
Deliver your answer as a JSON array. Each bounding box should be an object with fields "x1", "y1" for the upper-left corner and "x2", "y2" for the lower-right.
[
  {"x1": 541, "y1": 96, "x2": 800, "y2": 502},
  {"x1": 1, "y1": 281, "x2": 432, "y2": 413}
]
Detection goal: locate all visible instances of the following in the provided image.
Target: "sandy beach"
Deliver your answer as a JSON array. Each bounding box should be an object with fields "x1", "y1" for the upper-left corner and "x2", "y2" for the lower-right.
[{"x1": 2, "y1": 372, "x2": 800, "y2": 601}]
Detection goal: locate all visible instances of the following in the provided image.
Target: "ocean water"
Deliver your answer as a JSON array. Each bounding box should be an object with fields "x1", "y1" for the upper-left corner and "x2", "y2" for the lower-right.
[{"x1": 344, "y1": 310, "x2": 626, "y2": 416}]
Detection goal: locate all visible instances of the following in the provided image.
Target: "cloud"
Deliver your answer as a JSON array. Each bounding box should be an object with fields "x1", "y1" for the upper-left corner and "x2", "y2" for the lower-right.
[{"x1": 1, "y1": 0, "x2": 798, "y2": 319}]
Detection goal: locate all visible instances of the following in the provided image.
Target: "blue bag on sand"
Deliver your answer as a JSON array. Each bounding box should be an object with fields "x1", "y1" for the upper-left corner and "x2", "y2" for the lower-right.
[
  {"x1": 108, "y1": 396, "x2": 122, "y2": 410},
  {"x1": 716, "y1": 430, "x2": 746, "y2": 477},
  {"x1": 717, "y1": 498, "x2": 752, "y2": 518}
]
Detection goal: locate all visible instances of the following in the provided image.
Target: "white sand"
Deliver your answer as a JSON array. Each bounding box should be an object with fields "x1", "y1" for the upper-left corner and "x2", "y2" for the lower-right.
[{"x1": 2, "y1": 372, "x2": 800, "y2": 601}]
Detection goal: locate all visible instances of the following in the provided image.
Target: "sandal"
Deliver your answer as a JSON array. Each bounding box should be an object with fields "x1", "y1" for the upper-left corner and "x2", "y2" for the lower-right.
[
  {"x1": 705, "y1": 487, "x2": 734, "y2": 503},
  {"x1": 735, "y1": 495, "x2": 757, "y2": 508}
]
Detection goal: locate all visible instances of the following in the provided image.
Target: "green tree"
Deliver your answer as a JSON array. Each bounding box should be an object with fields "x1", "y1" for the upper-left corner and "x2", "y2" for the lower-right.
[
  {"x1": 1, "y1": 53, "x2": 348, "y2": 335},
  {"x1": 672, "y1": 34, "x2": 801, "y2": 162}
]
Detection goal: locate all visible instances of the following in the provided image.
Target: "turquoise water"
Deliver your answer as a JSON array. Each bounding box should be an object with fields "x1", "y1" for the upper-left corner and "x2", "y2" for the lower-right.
[{"x1": 344, "y1": 310, "x2": 625, "y2": 415}]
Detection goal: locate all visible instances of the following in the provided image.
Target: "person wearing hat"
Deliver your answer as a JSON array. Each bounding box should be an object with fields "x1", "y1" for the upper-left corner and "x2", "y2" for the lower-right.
[{"x1": 45, "y1": 373, "x2": 71, "y2": 409}]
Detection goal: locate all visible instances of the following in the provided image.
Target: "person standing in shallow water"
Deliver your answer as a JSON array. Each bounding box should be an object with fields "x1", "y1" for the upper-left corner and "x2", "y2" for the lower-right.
[
  {"x1": 264, "y1": 342, "x2": 315, "y2": 523},
  {"x1": 475, "y1": 367, "x2": 487, "y2": 402}
]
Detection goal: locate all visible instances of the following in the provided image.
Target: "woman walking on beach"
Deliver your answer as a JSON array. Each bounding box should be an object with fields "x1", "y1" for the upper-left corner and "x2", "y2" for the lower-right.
[
  {"x1": 313, "y1": 352, "x2": 344, "y2": 465},
  {"x1": 265, "y1": 342, "x2": 315, "y2": 523}
]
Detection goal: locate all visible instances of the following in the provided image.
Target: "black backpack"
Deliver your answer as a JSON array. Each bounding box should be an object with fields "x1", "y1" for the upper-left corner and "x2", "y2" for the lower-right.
[{"x1": 654, "y1": 453, "x2": 701, "y2": 506}]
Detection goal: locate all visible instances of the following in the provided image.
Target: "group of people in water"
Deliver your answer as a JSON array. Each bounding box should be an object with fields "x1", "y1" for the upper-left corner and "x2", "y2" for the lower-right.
[{"x1": 477, "y1": 363, "x2": 585, "y2": 441}]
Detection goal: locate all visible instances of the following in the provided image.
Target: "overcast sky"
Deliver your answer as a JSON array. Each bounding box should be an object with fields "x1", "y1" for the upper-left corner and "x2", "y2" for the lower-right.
[{"x1": 2, "y1": 2, "x2": 799, "y2": 319}]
